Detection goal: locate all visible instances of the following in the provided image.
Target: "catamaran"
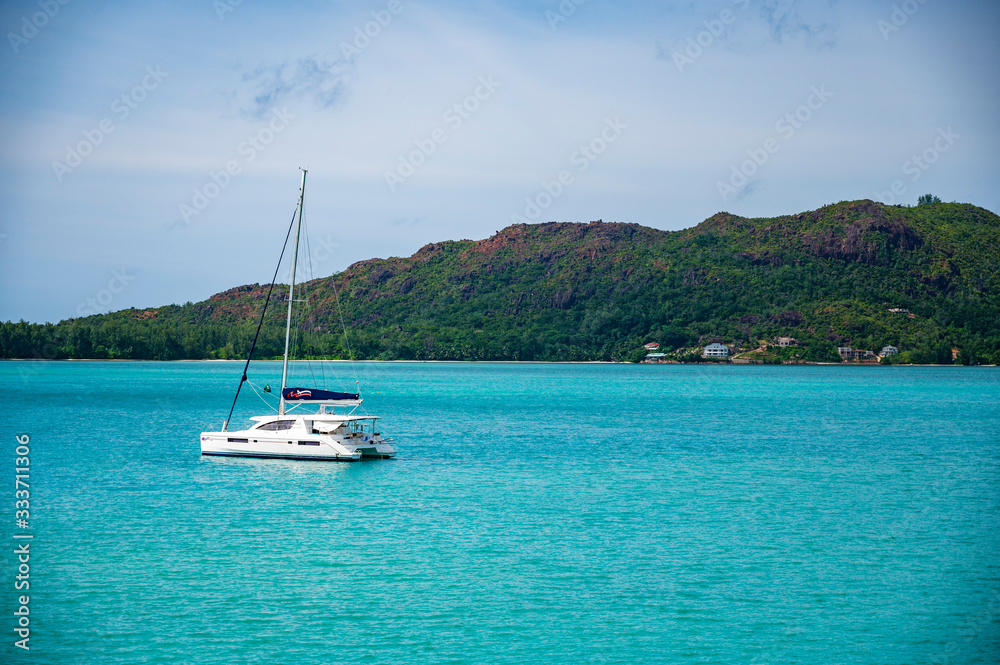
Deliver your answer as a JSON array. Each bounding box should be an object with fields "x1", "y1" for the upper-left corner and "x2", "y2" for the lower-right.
[{"x1": 200, "y1": 169, "x2": 397, "y2": 462}]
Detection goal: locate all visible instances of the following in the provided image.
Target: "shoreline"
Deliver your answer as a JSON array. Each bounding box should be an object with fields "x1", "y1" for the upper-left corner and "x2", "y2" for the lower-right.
[{"x1": 1, "y1": 358, "x2": 992, "y2": 367}]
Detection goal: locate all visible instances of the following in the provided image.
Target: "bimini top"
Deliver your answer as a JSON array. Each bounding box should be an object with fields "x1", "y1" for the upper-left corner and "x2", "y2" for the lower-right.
[{"x1": 282, "y1": 387, "x2": 360, "y2": 402}]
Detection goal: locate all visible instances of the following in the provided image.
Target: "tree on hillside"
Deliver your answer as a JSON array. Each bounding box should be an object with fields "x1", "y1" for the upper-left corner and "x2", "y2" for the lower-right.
[{"x1": 917, "y1": 194, "x2": 942, "y2": 205}]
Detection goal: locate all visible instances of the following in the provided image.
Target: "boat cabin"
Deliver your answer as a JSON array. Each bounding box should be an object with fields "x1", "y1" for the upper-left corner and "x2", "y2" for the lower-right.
[{"x1": 246, "y1": 413, "x2": 381, "y2": 439}]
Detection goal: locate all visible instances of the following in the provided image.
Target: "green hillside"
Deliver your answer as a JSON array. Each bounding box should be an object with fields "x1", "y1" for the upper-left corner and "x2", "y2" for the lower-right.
[{"x1": 3, "y1": 199, "x2": 1000, "y2": 364}]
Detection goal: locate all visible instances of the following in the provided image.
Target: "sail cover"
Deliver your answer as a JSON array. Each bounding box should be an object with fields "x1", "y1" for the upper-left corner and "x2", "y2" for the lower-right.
[{"x1": 282, "y1": 387, "x2": 360, "y2": 401}]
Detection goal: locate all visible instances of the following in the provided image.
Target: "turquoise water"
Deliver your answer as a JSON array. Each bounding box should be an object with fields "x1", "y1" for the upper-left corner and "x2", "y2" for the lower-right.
[{"x1": 2, "y1": 361, "x2": 999, "y2": 663}]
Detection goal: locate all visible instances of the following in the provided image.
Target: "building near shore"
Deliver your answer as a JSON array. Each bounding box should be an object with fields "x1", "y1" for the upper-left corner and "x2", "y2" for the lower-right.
[
  {"x1": 838, "y1": 346, "x2": 875, "y2": 361},
  {"x1": 879, "y1": 346, "x2": 899, "y2": 357},
  {"x1": 703, "y1": 343, "x2": 730, "y2": 358}
]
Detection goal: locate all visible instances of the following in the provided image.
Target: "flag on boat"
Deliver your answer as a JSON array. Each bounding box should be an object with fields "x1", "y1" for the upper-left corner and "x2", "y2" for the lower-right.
[{"x1": 282, "y1": 387, "x2": 360, "y2": 401}]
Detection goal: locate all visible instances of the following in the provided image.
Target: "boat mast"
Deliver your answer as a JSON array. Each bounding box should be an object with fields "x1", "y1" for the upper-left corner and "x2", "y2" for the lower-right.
[{"x1": 279, "y1": 168, "x2": 307, "y2": 415}]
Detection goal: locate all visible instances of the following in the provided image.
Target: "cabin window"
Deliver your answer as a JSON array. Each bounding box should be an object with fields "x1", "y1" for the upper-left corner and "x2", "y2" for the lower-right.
[
  {"x1": 256, "y1": 420, "x2": 295, "y2": 431},
  {"x1": 227, "y1": 438, "x2": 248, "y2": 443},
  {"x1": 298, "y1": 441, "x2": 320, "y2": 446}
]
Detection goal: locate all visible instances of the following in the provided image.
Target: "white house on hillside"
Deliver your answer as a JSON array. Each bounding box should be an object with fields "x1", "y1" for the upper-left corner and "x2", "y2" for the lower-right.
[{"x1": 703, "y1": 343, "x2": 730, "y2": 358}]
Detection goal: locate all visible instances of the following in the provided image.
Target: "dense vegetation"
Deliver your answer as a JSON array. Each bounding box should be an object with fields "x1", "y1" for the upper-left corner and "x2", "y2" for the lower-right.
[{"x1": 3, "y1": 199, "x2": 999, "y2": 364}]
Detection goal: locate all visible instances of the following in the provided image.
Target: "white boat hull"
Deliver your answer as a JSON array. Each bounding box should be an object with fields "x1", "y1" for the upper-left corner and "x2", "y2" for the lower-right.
[
  {"x1": 351, "y1": 442, "x2": 397, "y2": 459},
  {"x1": 200, "y1": 432, "x2": 361, "y2": 462}
]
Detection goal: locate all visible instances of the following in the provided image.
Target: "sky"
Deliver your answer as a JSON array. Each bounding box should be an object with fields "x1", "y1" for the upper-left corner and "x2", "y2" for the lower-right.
[{"x1": 1, "y1": 0, "x2": 998, "y2": 323}]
